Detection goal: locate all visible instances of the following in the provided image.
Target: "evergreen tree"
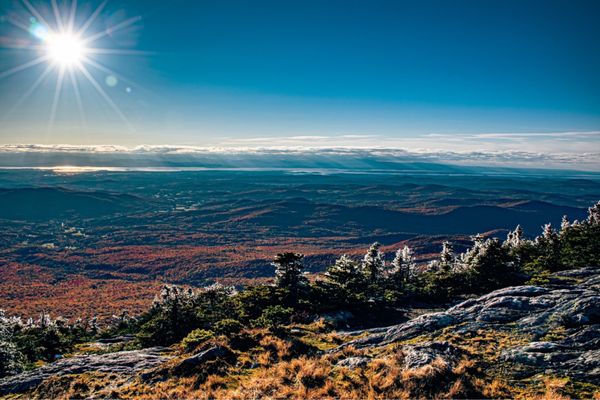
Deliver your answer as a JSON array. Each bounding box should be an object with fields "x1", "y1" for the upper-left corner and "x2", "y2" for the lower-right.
[
  {"x1": 535, "y1": 223, "x2": 562, "y2": 271},
  {"x1": 325, "y1": 255, "x2": 363, "y2": 292},
  {"x1": 505, "y1": 225, "x2": 524, "y2": 248},
  {"x1": 389, "y1": 246, "x2": 415, "y2": 285},
  {"x1": 138, "y1": 285, "x2": 203, "y2": 346},
  {"x1": 362, "y1": 242, "x2": 384, "y2": 283},
  {"x1": 0, "y1": 310, "x2": 24, "y2": 378},
  {"x1": 588, "y1": 201, "x2": 600, "y2": 225},
  {"x1": 320, "y1": 255, "x2": 368, "y2": 308},
  {"x1": 273, "y1": 252, "x2": 307, "y2": 299},
  {"x1": 439, "y1": 241, "x2": 456, "y2": 272},
  {"x1": 463, "y1": 237, "x2": 518, "y2": 291},
  {"x1": 0, "y1": 340, "x2": 23, "y2": 378},
  {"x1": 560, "y1": 215, "x2": 571, "y2": 234},
  {"x1": 457, "y1": 233, "x2": 487, "y2": 272},
  {"x1": 559, "y1": 204, "x2": 600, "y2": 270}
]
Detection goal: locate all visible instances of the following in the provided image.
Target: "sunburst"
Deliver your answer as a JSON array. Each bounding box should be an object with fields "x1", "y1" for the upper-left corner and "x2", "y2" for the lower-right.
[{"x1": 0, "y1": 0, "x2": 146, "y2": 131}]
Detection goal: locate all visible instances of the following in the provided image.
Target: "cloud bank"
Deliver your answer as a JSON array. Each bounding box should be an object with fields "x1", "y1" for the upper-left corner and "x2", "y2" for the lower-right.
[
  {"x1": 0, "y1": 140, "x2": 598, "y2": 172},
  {"x1": 0, "y1": 130, "x2": 598, "y2": 172}
]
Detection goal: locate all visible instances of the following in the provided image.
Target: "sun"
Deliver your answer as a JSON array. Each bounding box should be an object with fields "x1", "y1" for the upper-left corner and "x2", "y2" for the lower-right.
[
  {"x1": 45, "y1": 32, "x2": 87, "y2": 67},
  {"x1": 0, "y1": 0, "x2": 145, "y2": 131}
]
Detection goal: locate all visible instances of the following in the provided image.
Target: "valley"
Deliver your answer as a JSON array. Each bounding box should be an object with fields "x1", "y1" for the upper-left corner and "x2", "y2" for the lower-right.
[{"x1": 0, "y1": 168, "x2": 597, "y2": 320}]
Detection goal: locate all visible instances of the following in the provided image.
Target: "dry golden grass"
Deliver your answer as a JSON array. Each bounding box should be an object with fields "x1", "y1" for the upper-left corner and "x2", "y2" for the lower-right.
[
  {"x1": 30, "y1": 324, "x2": 600, "y2": 400},
  {"x1": 511, "y1": 376, "x2": 600, "y2": 400},
  {"x1": 259, "y1": 335, "x2": 292, "y2": 361},
  {"x1": 192, "y1": 343, "x2": 486, "y2": 400},
  {"x1": 481, "y1": 377, "x2": 513, "y2": 398},
  {"x1": 43, "y1": 339, "x2": 491, "y2": 400},
  {"x1": 540, "y1": 377, "x2": 571, "y2": 400}
]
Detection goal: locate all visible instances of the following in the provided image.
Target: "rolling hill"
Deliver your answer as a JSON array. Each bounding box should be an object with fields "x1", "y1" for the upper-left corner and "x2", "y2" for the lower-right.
[{"x1": 0, "y1": 187, "x2": 150, "y2": 221}]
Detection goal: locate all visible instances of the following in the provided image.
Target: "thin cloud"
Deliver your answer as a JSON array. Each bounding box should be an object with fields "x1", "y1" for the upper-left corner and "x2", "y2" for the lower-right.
[{"x1": 422, "y1": 130, "x2": 600, "y2": 140}]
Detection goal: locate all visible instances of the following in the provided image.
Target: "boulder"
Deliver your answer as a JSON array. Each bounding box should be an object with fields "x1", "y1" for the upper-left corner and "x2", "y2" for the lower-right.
[
  {"x1": 400, "y1": 342, "x2": 463, "y2": 370},
  {"x1": 175, "y1": 345, "x2": 233, "y2": 371},
  {"x1": 335, "y1": 356, "x2": 370, "y2": 369}
]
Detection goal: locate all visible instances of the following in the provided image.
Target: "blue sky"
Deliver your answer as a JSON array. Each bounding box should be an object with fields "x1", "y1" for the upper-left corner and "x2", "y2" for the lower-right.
[{"x1": 0, "y1": 0, "x2": 599, "y2": 159}]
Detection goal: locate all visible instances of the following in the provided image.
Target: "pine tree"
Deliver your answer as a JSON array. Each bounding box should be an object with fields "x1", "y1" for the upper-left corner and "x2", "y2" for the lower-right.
[
  {"x1": 505, "y1": 225, "x2": 524, "y2": 248},
  {"x1": 325, "y1": 255, "x2": 364, "y2": 292},
  {"x1": 588, "y1": 201, "x2": 600, "y2": 225},
  {"x1": 560, "y1": 215, "x2": 571, "y2": 234},
  {"x1": 439, "y1": 241, "x2": 455, "y2": 272},
  {"x1": 362, "y1": 242, "x2": 384, "y2": 283},
  {"x1": 534, "y1": 223, "x2": 562, "y2": 271},
  {"x1": 389, "y1": 246, "x2": 415, "y2": 285},
  {"x1": 462, "y1": 237, "x2": 516, "y2": 291},
  {"x1": 543, "y1": 223, "x2": 558, "y2": 241},
  {"x1": 0, "y1": 338, "x2": 23, "y2": 378},
  {"x1": 273, "y1": 252, "x2": 307, "y2": 295},
  {"x1": 402, "y1": 246, "x2": 416, "y2": 278},
  {"x1": 559, "y1": 201, "x2": 600, "y2": 269}
]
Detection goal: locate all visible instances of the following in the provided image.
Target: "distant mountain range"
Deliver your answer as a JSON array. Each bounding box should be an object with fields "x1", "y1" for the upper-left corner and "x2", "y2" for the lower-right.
[
  {"x1": 191, "y1": 197, "x2": 586, "y2": 236},
  {"x1": 0, "y1": 187, "x2": 149, "y2": 220},
  {"x1": 0, "y1": 186, "x2": 587, "y2": 236}
]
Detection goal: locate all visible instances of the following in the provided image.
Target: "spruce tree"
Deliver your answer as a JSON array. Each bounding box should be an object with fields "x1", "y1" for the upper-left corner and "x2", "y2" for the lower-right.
[
  {"x1": 362, "y1": 242, "x2": 384, "y2": 283},
  {"x1": 535, "y1": 223, "x2": 562, "y2": 271},
  {"x1": 325, "y1": 255, "x2": 363, "y2": 291},
  {"x1": 588, "y1": 201, "x2": 600, "y2": 225},
  {"x1": 439, "y1": 241, "x2": 456, "y2": 272},
  {"x1": 389, "y1": 246, "x2": 415, "y2": 286},
  {"x1": 505, "y1": 225, "x2": 523, "y2": 248},
  {"x1": 463, "y1": 238, "x2": 516, "y2": 291},
  {"x1": 560, "y1": 216, "x2": 571, "y2": 234},
  {"x1": 323, "y1": 254, "x2": 367, "y2": 305},
  {"x1": 273, "y1": 252, "x2": 307, "y2": 299}
]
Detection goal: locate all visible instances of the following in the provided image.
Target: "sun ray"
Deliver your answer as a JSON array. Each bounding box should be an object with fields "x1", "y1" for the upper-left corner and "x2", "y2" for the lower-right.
[
  {"x1": 7, "y1": 15, "x2": 33, "y2": 34},
  {"x1": 21, "y1": 0, "x2": 52, "y2": 32},
  {"x1": 51, "y1": 0, "x2": 65, "y2": 31},
  {"x1": 68, "y1": 0, "x2": 78, "y2": 32},
  {"x1": 48, "y1": 66, "x2": 66, "y2": 130},
  {"x1": 77, "y1": 0, "x2": 107, "y2": 37},
  {"x1": 86, "y1": 48, "x2": 152, "y2": 56},
  {"x1": 0, "y1": 43, "x2": 45, "y2": 51},
  {"x1": 77, "y1": 62, "x2": 133, "y2": 130},
  {"x1": 83, "y1": 16, "x2": 142, "y2": 44},
  {"x1": 68, "y1": 68, "x2": 86, "y2": 126},
  {"x1": 0, "y1": 56, "x2": 49, "y2": 80},
  {"x1": 1, "y1": 64, "x2": 54, "y2": 121}
]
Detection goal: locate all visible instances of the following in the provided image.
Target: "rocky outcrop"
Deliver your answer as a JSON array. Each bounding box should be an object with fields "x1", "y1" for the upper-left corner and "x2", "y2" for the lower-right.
[
  {"x1": 171, "y1": 345, "x2": 235, "y2": 377},
  {"x1": 347, "y1": 267, "x2": 600, "y2": 382},
  {"x1": 399, "y1": 341, "x2": 464, "y2": 369},
  {"x1": 0, "y1": 347, "x2": 174, "y2": 395}
]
